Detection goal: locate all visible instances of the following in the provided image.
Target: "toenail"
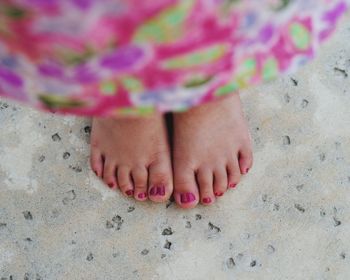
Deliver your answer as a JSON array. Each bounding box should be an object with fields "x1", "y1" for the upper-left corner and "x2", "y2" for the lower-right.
[
  {"x1": 138, "y1": 193, "x2": 147, "y2": 199},
  {"x1": 150, "y1": 186, "x2": 165, "y2": 196},
  {"x1": 202, "y1": 197, "x2": 212, "y2": 204},
  {"x1": 149, "y1": 187, "x2": 157, "y2": 196},
  {"x1": 215, "y1": 192, "x2": 223, "y2": 197},
  {"x1": 157, "y1": 186, "x2": 165, "y2": 196},
  {"x1": 108, "y1": 183, "x2": 114, "y2": 188},
  {"x1": 126, "y1": 190, "x2": 134, "y2": 196},
  {"x1": 180, "y1": 193, "x2": 196, "y2": 203},
  {"x1": 229, "y1": 183, "x2": 237, "y2": 189}
]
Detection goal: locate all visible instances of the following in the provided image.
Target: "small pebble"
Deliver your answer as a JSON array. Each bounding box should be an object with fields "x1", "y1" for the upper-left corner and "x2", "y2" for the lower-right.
[
  {"x1": 106, "y1": 221, "x2": 114, "y2": 229},
  {"x1": 266, "y1": 245, "x2": 276, "y2": 254},
  {"x1": 164, "y1": 240, "x2": 172, "y2": 250},
  {"x1": 38, "y1": 155, "x2": 45, "y2": 162},
  {"x1": 208, "y1": 222, "x2": 221, "y2": 233},
  {"x1": 86, "y1": 253, "x2": 94, "y2": 261},
  {"x1": 52, "y1": 133, "x2": 61, "y2": 142},
  {"x1": 84, "y1": 126, "x2": 91, "y2": 134},
  {"x1": 333, "y1": 217, "x2": 341, "y2": 227},
  {"x1": 162, "y1": 227, "x2": 173, "y2": 236},
  {"x1": 63, "y1": 152, "x2": 71, "y2": 159},
  {"x1": 250, "y1": 260, "x2": 257, "y2": 267},
  {"x1": 141, "y1": 249, "x2": 149, "y2": 256},
  {"x1": 291, "y1": 77, "x2": 298, "y2": 86},
  {"x1": 301, "y1": 99, "x2": 309, "y2": 108},
  {"x1": 185, "y1": 221, "x2": 191, "y2": 229},
  {"x1": 294, "y1": 203, "x2": 305, "y2": 213},
  {"x1": 227, "y1": 258, "x2": 235, "y2": 269},
  {"x1": 283, "y1": 136, "x2": 291, "y2": 145},
  {"x1": 23, "y1": 211, "x2": 33, "y2": 220}
]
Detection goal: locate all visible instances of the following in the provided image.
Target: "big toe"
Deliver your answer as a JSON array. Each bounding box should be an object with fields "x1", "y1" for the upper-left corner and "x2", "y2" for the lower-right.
[
  {"x1": 173, "y1": 168, "x2": 199, "y2": 209},
  {"x1": 148, "y1": 159, "x2": 173, "y2": 203}
]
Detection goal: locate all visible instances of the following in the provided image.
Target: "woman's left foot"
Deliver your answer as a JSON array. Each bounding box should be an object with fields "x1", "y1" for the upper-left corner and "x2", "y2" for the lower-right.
[{"x1": 173, "y1": 93, "x2": 253, "y2": 209}]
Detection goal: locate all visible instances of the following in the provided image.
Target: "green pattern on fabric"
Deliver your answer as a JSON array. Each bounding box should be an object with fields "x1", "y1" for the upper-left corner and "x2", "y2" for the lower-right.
[
  {"x1": 215, "y1": 82, "x2": 239, "y2": 96},
  {"x1": 1, "y1": 5, "x2": 27, "y2": 19},
  {"x1": 122, "y1": 77, "x2": 144, "y2": 94},
  {"x1": 234, "y1": 58, "x2": 257, "y2": 87},
  {"x1": 163, "y1": 44, "x2": 227, "y2": 69},
  {"x1": 290, "y1": 23, "x2": 311, "y2": 50},
  {"x1": 100, "y1": 81, "x2": 117, "y2": 95},
  {"x1": 39, "y1": 94, "x2": 86, "y2": 109},
  {"x1": 184, "y1": 76, "x2": 213, "y2": 88},
  {"x1": 134, "y1": 0, "x2": 195, "y2": 44},
  {"x1": 116, "y1": 106, "x2": 155, "y2": 116},
  {"x1": 59, "y1": 46, "x2": 95, "y2": 66},
  {"x1": 262, "y1": 58, "x2": 279, "y2": 80}
]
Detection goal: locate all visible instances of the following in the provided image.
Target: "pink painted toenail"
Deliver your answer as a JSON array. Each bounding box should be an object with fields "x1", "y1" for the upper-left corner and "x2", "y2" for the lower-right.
[
  {"x1": 126, "y1": 190, "x2": 134, "y2": 196},
  {"x1": 150, "y1": 187, "x2": 157, "y2": 196},
  {"x1": 229, "y1": 183, "x2": 237, "y2": 189},
  {"x1": 203, "y1": 197, "x2": 212, "y2": 204},
  {"x1": 157, "y1": 186, "x2": 165, "y2": 196},
  {"x1": 108, "y1": 183, "x2": 114, "y2": 188},
  {"x1": 138, "y1": 193, "x2": 147, "y2": 199},
  {"x1": 181, "y1": 193, "x2": 195, "y2": 203},
  {"x1": 186, "y1": 193, "x2": 196, "y2": 202},
  {"x1": 150, "y1": 186, "x2": 165, "y2": 196},
  {"x1": 215, "y1": 192, "x2": 223, "y2": 197}
]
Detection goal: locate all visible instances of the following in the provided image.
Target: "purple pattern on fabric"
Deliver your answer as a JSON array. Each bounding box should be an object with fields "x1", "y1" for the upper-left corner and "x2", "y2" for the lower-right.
[
  {"x1": 38, "y1": 64, "x2": 64, "y2": 78},
  {"x1": 0, "y1": 68, "x2": 23, "y2": 88},
  {"x1": 100, "y1": 46, "x2": 145, "y2": 71}
]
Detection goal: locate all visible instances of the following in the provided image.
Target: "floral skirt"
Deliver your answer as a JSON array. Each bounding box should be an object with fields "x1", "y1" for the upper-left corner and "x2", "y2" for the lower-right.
[{"x1": 0, "y1": 0, "x2": 348, "y2": 117}]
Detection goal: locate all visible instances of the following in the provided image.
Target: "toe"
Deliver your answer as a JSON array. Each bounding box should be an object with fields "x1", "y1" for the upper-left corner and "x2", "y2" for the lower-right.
[
  {"x1": 102, "y1": 159, "x2": 117, "y2": 189},
  {"x1": 117, "y1": 166, "x2": 134, "y2": 197},
  {"x1": 174, "y1": 167, "x2": 199, "y2": 209},
  {"x1": 213, "y1": 167, "x2": 228, "y2": 198},
  {"x1": 227, "y1": 159, "x2": 241, "y2": 189},
  {"x1": 90, "y1": 148, "x2": 104, "y2": 178},
  {"x1": 131, "y1": 166, "x2": 148, "y2": 201},
  {"x1": 238, "y1": 146, "x2": 253, "y2": 175},
  {"x1": 148, "y1": 160, "x2": 173, "y2": 203},
  {"x1": 196, "y1": 168, "x2": 215, "y2": 206}
]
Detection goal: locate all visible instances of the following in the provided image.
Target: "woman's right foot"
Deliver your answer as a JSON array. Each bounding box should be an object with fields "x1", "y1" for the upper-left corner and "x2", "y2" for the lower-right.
[{"x1": 90, "y1": 115, "x2": 173, "y2": 203}]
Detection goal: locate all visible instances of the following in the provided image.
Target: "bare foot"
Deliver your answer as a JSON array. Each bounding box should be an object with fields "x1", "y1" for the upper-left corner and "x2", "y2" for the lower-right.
[
  {"x1": 173, "y1": 93, "x2": 253, "y2": 209},
  {"x1": 90, "y1": 114, "x2": 173, "y2": 202}
]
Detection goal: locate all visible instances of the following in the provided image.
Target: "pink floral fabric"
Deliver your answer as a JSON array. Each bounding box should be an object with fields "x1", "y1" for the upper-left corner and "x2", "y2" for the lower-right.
[{"x1": 0, "y1": 0, "x2": 349, "y2": 117}]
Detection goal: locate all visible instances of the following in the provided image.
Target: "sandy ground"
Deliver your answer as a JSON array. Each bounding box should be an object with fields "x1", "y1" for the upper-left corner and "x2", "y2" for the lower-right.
[{"x1": 0, "y1": 19, "x2": 350, "y2": 280}]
